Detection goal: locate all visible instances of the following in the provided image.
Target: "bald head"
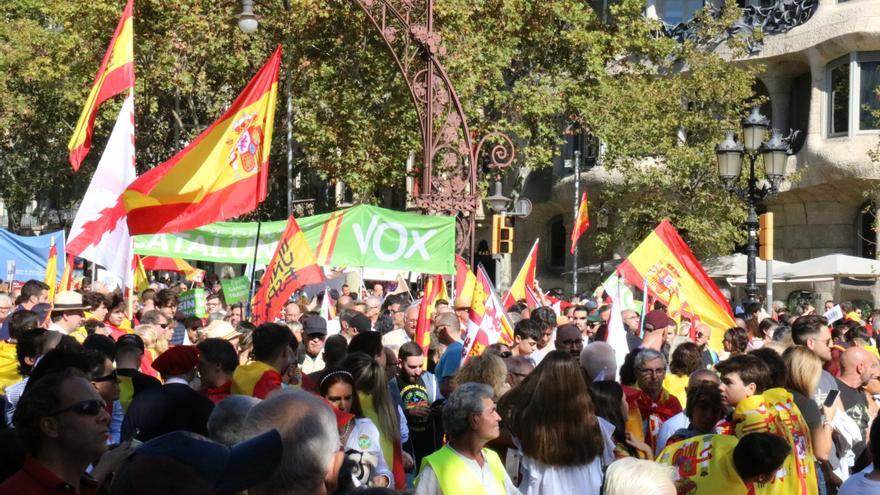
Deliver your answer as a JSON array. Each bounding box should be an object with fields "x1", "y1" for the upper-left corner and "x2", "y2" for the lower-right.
[
  {"x1": 694, "y1": 323, "x2": 711, "y2": 347},
  {"x1": 580, "y1": 341, "x2": 616, "y2": 382},
  {"x1": 840, "y1": 346, "x2": 880, "y2": 386}
]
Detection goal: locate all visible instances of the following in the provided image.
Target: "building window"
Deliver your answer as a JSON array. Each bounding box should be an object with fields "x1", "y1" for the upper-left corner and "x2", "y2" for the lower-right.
[
  {"x1": 828, "y1": 57, "x2": 850, "y2": 136},
  {"x1": 826, "y1": 53, "x2": 880, "y2": 136},
  {"x1": 859, "y1": 60, "x2": 880, "y2": 130},
  {"x1": 649, "y1": 0, "x2": 705, "y2": 25},
  {"x1": 549, "y1": 215, "x2": 566, "y2": 268}
]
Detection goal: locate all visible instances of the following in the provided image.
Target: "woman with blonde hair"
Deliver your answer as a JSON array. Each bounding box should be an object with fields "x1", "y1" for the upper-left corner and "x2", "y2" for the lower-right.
[
  {"x1": 782, "y1": 345, "x2": 836, "y2": 462},
  {"x1": 452, "y1": 352, "x2": 509, "y2": 399},
  {"x1": 498, "y1": 350, "x2": 614, "y2": 493},
  {"x1": 134, "y1": 324, "x2": 167, "y2": 378}
]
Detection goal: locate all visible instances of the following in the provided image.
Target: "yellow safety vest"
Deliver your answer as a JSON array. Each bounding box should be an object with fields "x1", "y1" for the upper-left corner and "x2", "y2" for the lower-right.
[{"x1": 418, "y1": 445, "x2": 507, "y2": 495}]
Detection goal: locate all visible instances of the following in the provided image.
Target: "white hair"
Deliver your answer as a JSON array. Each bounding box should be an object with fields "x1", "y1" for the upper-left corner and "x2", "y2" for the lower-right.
[
  {"x1": 604, "y1": 458, "x2": 676, "y2": 495},
  {"x1": 580, "y1": 341, "x2": 616, "y2": 381},
  {"x1": 207, "y1": 395, "x2": 261, "y2": 446},
  {"x1": 245, "y1": 390, "x2": 339, "y2": 495}
]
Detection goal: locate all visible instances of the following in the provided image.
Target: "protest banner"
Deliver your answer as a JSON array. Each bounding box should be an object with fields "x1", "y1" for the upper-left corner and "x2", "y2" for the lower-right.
[
  {"x1": 179, "y1": 288, "x2": 207, "y2": 318},
  {"x1": 133, "y1": 204, "x2": 456, "y2": 274},
  {"x1": 221, "y1": 276, "x2": 251, "y2": 305}
]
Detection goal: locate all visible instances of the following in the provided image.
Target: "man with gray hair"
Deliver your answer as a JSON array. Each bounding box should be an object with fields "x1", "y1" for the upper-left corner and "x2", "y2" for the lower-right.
[
  {"x1": 245, "y1": 389, "x2": 344, "y2": 495},
  {"x1": 207, "y1": 395, "x2": 261, "y2": 446},
  {"x1": 505, "y1": 356, "x2": 535, "y2": 388},
  {"x1": 434, "y1": 311, "x2": 463, "y2": 397},
  {"x1": 632, "y1": 348, "x2": 682, "y2": 452},
  {"x1": 415, "y1": 382, "x2": 520, "y2": 495},
  {"x1": 579, "y1": 341, "x2": 617, "y2": 382}
]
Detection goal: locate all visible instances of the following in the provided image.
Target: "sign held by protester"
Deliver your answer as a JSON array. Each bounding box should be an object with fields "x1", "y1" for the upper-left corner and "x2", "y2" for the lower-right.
[
  {"x1": 221, "y1": 276, "x2": 251, "y2": 305},
  {"x1": 179, "y1": 288, "x2": 207, "y2": 318}
]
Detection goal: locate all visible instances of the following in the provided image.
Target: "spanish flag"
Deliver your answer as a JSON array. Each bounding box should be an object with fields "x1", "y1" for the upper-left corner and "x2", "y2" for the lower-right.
[
  {"x1": 453, "y1": 255, "x2": 476, "y2": 308},
  {"x1": 414, "y1": 275, "x2": 446, "y2": 358},
  {"x1": 44, "y1": 239, "x2": 58, "y2": 301},
  {"x1": 502, "y1": 238, "x2": 539, "y2": 310},
  {"x1": 617, "y1": 220, "x2": 735, "y2": 352},
  {"x1": 251, "y1": 215, "x2": 325, "y2": 324},
  {"x1": 122, "y1": 47, "x2": 281, "y2": 235},
  {"x1": 140, "y1": 256, "x2": 203, "y2": 282},
  {"x1": 570, "y1": 191, "x2": 589, "y2": 254},
  {"x1": 68, "y1": 0, "x2": 135, "y2": 171},
  {"x1": 132, "y1": 254, "x2": 150, "y2": 294}
]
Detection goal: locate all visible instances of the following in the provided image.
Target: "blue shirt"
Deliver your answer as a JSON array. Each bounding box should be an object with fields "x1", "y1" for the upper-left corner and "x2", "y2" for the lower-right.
[{"x1": 435, "y1": 341, "x2": 463, "y2": 381}]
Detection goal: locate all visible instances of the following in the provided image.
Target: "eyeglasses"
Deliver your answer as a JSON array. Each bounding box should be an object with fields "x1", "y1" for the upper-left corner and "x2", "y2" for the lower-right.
[
  {"x1": 637, "y1": 367, "x2": 666, "y2": 376},
  {"x1": 49, "y1": 399, "x2": 107, "y2": 417},
  {"x1": 498, "y1": 351, "x2": 512, "y2": 358},
  {"x1": 159, "y1": 323, "x2": 169, "y2": 329},
  {"x1": 92, "y1": 370, "x2": 118, "y2": 383}
]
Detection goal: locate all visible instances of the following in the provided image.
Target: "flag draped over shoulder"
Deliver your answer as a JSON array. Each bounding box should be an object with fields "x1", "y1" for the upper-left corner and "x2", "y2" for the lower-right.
[
  {"x1": 68, "y1": 0, "x2": 135, "y2": 171},
  {"x1": 123, "y1": 47, "x2": 282, "y2": 235},
  {"x1": 251, "y1": 216, "x2": 324, "y2": 324},
  {"x1": 570, "y1": 191, "x2": 590, "y2": 254},
  {"x1": 617, "y1": 220, "x2": 735, "y2": 352},
  {"x1": 414, "y1": 275, "x2": 445, "y2": 357},
  {"x1": 462, "y1": 264, "x2": 515, "y2": 360},
  {"x1": 502, "y1": 238, "x2": 539, "y2": 310}
]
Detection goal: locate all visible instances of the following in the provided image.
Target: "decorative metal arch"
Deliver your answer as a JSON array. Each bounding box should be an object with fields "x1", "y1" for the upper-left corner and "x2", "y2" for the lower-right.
[{"x1": 351, "y1": 0, "x2": 514, "y2": 262}]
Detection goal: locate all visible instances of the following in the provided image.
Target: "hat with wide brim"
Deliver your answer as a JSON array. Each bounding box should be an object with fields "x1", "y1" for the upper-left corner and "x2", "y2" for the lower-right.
[{"x1": 51, "y1": 291, "x2": 90, "y2": 312}]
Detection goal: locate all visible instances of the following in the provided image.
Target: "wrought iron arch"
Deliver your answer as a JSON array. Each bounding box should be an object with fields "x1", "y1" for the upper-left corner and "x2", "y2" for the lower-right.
[{"x1": 351, "y1": 0, "x2": 514, "y2": 262}]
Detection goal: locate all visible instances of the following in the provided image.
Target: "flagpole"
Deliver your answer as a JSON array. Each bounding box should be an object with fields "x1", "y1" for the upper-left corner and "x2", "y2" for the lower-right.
[
  {"x1": 572, "y1": 150, "x2": 581, "y2": 296},
  {"x1": 639, "y1": 276, "x2": 648, "y2": 338},
  {"x1": 246, "y1": 220, "x2": 262, "y2": 320}
]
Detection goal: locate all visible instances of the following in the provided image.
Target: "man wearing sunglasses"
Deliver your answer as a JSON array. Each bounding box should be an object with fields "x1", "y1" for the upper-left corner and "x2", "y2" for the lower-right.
[{"x1": 1, "y1": 369, "x2": 110, "y2": 495}]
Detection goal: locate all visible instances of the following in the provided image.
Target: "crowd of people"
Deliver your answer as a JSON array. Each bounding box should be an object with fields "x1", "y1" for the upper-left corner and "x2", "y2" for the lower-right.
[{"x1": 0, "y1": 275, "x2": 879, "y2": 495}]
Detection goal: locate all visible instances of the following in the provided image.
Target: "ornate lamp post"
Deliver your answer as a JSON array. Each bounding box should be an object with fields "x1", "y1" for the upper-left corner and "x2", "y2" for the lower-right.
[
  {"x1": 715, "y1": 107, "x2": 788, "y2": 304},
  {"x1": 239, "y1": 0, "x2": 515, "y2": 263}
]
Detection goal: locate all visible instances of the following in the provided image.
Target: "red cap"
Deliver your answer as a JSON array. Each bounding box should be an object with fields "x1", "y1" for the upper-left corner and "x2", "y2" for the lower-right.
[{"x1": 152, "y1": 345, "x2": 200, "y2": 377}]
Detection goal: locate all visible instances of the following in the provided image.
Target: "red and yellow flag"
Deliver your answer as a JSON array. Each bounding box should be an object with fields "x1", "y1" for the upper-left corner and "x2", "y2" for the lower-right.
[
  {"x1": 502, "y1": 238, "x2": 539, "y2": 310},
  {"x1": 123, "y1": 47, "x2": 281, "y2": 235},
  {"x1": 570, "y1": 191, "x2": 590, "y2": 254},
  {"x1": 414, "y1": 275, "x2": 445, "y2": 357},
  {"x1": 463, "y1": 264, "x2": 515, "y2": 359},
  {"x1": 252, "y1": 216, "x2": 325, "y2": 324},
  {"x1": 44, "y1": 241, "x2": 58, "y2": 301},
  {"x1": 617, "y1": 220, "x2": 735, "y2": 352},
  {"x1": 68, "y1": 0, "x2": 135, "y2": 171},
  {"x1": 140, "y1": 256, "x2": 204, "y2": 282},
  {"x1": 58, "y1": 254, "x2": 74, "y2": 295},
  {"x1": 132, "y1": 254, "x2": 150, "y2": 295},
  {"x1": 453, "y1": 255, "x2": 476, "y2": 308}
]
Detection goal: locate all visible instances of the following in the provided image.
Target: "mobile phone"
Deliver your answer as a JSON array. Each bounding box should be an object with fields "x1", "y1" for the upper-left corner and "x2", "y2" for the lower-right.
[{"x1": 823, "y1": 389, "x2": 839, "y2": 408}]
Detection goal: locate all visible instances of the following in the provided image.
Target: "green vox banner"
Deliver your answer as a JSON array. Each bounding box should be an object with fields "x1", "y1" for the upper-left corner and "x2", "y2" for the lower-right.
[{"x1": 133, "y1": 204, "x2": 456, "y2": 274}]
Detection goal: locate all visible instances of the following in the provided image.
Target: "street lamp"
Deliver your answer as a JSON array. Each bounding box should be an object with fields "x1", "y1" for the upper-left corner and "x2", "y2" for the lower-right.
[
  {"x1": 237, "y1": 0, "x2": 259, "y2": 34},
  {"x1": 715, "y1": 107, "x2": 789, "y2": 304},
  {"x1": 484, "y1": 179, "x2": 509, "y2": 214}
]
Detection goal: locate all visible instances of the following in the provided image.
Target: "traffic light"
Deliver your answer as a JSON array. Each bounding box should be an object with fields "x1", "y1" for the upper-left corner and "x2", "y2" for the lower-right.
[
  {"x1": 758, "y1": 212, "x2": 774, "y2": 261},
  {"x1": 491, "y1": 214, "x2": 514, "y2": 254}
]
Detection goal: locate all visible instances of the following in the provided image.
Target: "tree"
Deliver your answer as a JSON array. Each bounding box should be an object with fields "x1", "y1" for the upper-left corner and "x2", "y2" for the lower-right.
[{"x1": 0, "y1": 0, "x2": 760, "y2": 260}]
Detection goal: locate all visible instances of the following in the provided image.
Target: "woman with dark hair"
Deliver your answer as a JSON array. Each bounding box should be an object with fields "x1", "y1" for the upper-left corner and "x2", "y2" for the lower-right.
[
  {"x1": 498, "y1": 350, "x2": 614, "y2": 493},
  {"x1": 589, "y1": 380, "x2": 652, "y2": 459},
  {"x1": 104, "y1": 294, "x2": 132, "y2": 340},
  {"x1": 722, "y1": 327, "x2": 749, "y2": 357},
  {"x1": 663, "y1": 342, "x2": 703, "y2": 408},
  {"x1": 748, "y1": 319, "x2": 779, "y2": 350},
  {"x1": 318, "y1": 367, "x2": 393, "y2": 488},
  {"x1": 342, "y1": 352, "x2": 407, "y2": 489}
]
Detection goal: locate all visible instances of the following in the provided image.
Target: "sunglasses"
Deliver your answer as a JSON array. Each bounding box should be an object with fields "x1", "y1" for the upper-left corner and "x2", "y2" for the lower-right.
[
  {"x1": 92, "y1": 370, "x2": 118, "y2": 383},
  {"x1": 50, "y1": 399, "x2": 107, "y2": 417},
  {"x1": 498, "y1": 351, "x2": 512, "y2": 358},
  {"x1": 159, "y1": 323, "x2": 169, "y2": 329}
]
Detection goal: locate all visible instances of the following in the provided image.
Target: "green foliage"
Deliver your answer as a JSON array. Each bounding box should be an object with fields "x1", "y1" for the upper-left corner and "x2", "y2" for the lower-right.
[{"x1": 0, "y1": 0, "x2": 760, "y2": 258}]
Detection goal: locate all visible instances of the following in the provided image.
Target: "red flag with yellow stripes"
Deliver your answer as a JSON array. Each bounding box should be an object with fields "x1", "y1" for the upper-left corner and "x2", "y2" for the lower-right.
[
  {"x1": 68, "y1": 0, "x2": 135, "y2": 171},
  {"x1": 570, "y1": 191, "x2": 590, "y2": 254},
  {"x1": 251, "y1": 216, "x2": 325, "y2": 324},
  {"x1": 414, "y1": 275, "x2": 445, "y2": 357},
  {"x1": 122, "y1": 46, "x2": 281, "y2": 235}
]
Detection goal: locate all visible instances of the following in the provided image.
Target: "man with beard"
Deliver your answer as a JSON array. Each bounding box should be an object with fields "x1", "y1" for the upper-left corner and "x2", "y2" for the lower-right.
[{"x1": 395, "y1": 342, "x2": 442, "y2": 466}]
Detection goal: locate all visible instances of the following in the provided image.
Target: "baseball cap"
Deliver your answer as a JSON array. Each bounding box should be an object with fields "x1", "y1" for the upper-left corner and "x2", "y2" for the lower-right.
[
  {"x1": 303, "y1": 315, "x2": 328, "y2": 336},
  {"x1": 644, "y1": 309, "x2": 675, "y2": 331},
  {"x1": 111, "y1": 429, "x2": 283, "y2": 495}
]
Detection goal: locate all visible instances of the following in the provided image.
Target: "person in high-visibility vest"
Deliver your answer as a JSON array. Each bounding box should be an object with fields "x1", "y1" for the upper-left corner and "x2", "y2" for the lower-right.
[{"x1": 414, "y1": 382, "x2": 520, "y2": 495}]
